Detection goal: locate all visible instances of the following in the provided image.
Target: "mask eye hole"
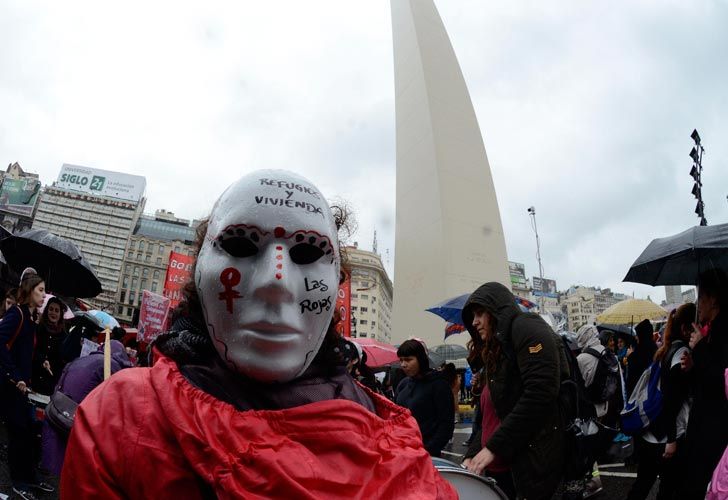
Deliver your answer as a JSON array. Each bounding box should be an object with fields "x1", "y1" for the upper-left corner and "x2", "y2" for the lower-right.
[
  {"x1": 220, "y1": 236, "x2": 258, "y2": 258},
  {"x1": 289, "y1": 243, "x2": 324, "y2": 265}
]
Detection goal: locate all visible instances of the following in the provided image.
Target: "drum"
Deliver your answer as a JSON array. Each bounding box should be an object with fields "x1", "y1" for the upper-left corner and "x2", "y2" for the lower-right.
[
  {"x1": 27, "y1": 392, "x2": 50, "y2": 421},
  {"x1": 435, "y1": 465, "x2": 508, "y2": 500}
]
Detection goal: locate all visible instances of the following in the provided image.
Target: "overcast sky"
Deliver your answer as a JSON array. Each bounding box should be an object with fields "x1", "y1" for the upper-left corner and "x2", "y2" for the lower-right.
[{"x1": 2, "y1": 1, "x2": 726, "y2": 303}]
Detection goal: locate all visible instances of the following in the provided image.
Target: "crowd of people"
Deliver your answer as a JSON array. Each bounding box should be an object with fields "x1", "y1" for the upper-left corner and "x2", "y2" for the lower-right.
[{"x1": 0, "y1": 169, "x2": 726, "y2": 500}]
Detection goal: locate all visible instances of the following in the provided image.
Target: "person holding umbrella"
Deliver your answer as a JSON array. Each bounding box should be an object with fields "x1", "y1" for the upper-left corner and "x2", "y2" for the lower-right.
[
  {"x1": 0, "y1": 270, "x2": 54, "y2": 498},
  {"x1": 681, "y1": 270, "x2": 728, "y2": 499}
]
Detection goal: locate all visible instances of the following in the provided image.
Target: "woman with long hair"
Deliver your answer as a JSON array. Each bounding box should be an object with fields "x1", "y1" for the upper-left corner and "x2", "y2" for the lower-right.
[
  {"x1": 0, "y1": 287, "x2": 18, "y2": 318},
  {"x1": 627, "y1": 302, "x2": 695, "y2": 500},
  {"x1": 33, "y1": 296, "x2": 69, "y2": 396},
  {"x1": 0, "y1": 271, "x2": 53, "y2": 498},
  {"x1": 61, "y1": 170, "x2": 455, "y2": 499}
]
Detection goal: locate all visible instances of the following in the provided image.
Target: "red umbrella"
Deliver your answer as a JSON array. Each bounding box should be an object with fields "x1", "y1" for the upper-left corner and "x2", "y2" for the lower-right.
[{"x1": 351, "y1": 338, "x2": 400, "y2": 367}]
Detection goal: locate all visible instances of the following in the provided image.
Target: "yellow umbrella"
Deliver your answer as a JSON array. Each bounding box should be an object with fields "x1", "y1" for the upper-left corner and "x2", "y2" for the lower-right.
[{"x1": 596, "y1": 299, "x2": 667, "y2": 325}]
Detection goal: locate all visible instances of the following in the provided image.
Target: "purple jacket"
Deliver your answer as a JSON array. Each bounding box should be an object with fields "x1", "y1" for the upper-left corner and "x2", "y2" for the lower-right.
[{"x1": 42, "y1": 340, "x2": 132, "y2": 475}]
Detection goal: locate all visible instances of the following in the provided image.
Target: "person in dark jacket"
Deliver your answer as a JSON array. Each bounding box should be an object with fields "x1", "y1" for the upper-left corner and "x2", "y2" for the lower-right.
[
  {"x1": 33, "y1": 296, "x2": 69, "y2": 396},
  {"x1": 41, "y1": 339, "x2": 133, "y2": 475},
  {"x1": 625, "y1": 319, "x2": 657, "y2": 396},
  {"x1": 0, "y1": 272, "x2": 54, "y2": 497},
  {"x1": 681, "y1": 270, "x2": 728, "y2": 499},
  {"x1": 461, "y1": 282, "x2": 564, "y2": 500},
  {"x1": 627, "y1": 303, "x2": 694, "y2": 500},
  {"x1": 395, "y1": 339, "x2": 455, "y2": 457}
]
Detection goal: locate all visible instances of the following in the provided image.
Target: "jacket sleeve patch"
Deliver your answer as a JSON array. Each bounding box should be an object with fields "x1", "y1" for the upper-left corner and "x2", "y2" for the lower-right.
[{"x1": 528, "y1": 343, "x2": 543, "y2": 354}]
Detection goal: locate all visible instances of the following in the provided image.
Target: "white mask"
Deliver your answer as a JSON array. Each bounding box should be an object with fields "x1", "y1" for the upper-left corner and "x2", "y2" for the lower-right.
[{"x1": 196, "y1": 170, "x2": 340, "y2": 383}]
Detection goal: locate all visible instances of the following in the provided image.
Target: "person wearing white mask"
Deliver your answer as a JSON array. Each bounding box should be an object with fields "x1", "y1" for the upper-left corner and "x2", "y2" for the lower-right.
[{"x1": 61, "y1": 170, "x2": 456, "y2": 500}]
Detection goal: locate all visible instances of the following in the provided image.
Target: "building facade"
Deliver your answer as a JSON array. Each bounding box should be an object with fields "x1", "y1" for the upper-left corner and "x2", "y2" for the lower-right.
[
  {"x1": 665, "y1": 285, "x2": 682, "y2": 305},
  {"x1": 345, "y1": 245, "x2": 393, "y2": 343},
  {"x1": 115, "y1": 210, "x2": 197, "y2": 323},
  {"x1": 563, "y1": 286, "x2": 628, "y2": 331},
  {"x1": 0, "y1": 162, "x2": 41, "y2": 233},
  {"x1": 33, "y1": 164, "x2": 146, "y2": 309},
  {"x1": 509, "y1": 262, "x2": 530, "y2": 300},
  {"x1": 390, "y1": 0, "x2": 510, "y2": 348}
]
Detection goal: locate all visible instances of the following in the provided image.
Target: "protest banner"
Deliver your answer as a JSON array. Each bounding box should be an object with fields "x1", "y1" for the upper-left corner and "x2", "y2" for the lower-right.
[
  {"x1": 163, "y1": 251, "x2": 195, "y2": 308},
  {"x1": 137, "y1": 290, "x2": 171, "y2": 343}
]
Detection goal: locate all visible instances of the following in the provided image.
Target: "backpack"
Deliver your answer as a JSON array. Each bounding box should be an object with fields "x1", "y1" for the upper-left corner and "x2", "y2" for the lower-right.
[
  {"x1": 619, "y1": 340, "x2": 686, "y2": 435},
  {"x1": 582, "y1": 347, "x2": 620, "y2": 404}
]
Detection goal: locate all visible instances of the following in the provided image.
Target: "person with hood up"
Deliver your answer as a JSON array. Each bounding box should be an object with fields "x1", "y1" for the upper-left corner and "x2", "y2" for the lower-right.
[
  {"x1": 461, "y1": 282, "x2": 565, "y2": 500},
  {"x1": 395, "y1": 340, "x2": 455, "y2": 457},
  {"x1": 60, "y1": 170, "x2": 456, "y2": 500},
  {"x1": 576, "y1": 324, "x2": 612, "y2": 419},
  {"x1": 41, "y1": 339, "x2": 133, "y2": 475},
  {"x1": 625, "y1": 319, "x2": 657, "y2": 396}
]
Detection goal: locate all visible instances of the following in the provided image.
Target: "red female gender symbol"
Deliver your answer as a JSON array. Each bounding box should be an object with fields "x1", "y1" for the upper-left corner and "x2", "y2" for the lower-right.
[{"x1": 219, "y1": 267, "x2": 242, "y2": 313}]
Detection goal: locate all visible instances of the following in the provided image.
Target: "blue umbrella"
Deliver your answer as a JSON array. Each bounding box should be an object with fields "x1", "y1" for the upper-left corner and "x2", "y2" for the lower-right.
[
  {"x1": 426, "y1": 293, "x2": 536, "y2": 326},
  {"x1": 88, "y1": 310, "x2": 120, "y2": 330}
]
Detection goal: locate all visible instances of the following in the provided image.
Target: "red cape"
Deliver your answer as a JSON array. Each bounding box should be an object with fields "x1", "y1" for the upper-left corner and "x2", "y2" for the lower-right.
[{"x1": 61, "y1": 355, "x2": 457, "y2": 499}]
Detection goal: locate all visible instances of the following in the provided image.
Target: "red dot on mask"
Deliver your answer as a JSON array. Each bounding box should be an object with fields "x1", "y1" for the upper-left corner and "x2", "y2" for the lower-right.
[
  {"x1": 276, "y1": 255, "x2": 283, "y2": 260},
  {"x1": 276, "y1": 273, "x2": 282, "y2": 280},
  {"x1": 276, "y1": 264, "x2": 282, "y2": 269},
  {"x1": 276, "y1": 246, "x2": 283, "y2": 251},
  {"x1": 274, "y1": 227, "x2": 285, "y2": 238}
]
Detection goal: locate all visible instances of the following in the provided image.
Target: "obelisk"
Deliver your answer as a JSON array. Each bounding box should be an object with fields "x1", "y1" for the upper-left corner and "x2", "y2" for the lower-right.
[{"x1": 390, "y1": 0, "x2": 510, "y2": 348}]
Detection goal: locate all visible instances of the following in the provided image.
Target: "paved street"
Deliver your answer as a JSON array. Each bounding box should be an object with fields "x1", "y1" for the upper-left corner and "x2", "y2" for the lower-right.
[
  {"x1": 443, "y1": 422, "x2": 657, "y2": 499},
  {"x1": 1, "y1": 421, "x2": 656, "y2": 499}
]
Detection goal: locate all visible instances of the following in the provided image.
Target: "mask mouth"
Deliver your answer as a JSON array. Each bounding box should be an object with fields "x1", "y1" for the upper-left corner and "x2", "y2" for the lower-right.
[{"x1": 240, "y1": 321, "x2": 302, "y2": 335}]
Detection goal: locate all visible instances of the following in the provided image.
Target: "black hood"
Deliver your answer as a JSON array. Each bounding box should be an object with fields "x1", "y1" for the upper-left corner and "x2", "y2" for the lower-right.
[{"x1": 462, "y1": 282, "x2": 520, "y2": 342}]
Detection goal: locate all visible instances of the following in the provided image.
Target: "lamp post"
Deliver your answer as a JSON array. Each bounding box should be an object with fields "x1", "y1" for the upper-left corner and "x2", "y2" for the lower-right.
[
  {"x1": 690, "y1": 129, "x2": 707, "y2": 226},
  {"x1": 528, "y1": 206, "x2": 545, "y2": 312}
]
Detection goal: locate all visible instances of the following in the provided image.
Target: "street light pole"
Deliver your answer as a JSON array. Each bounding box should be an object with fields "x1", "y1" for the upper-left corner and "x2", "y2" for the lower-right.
[{"x1": 528, "y1": 206, "x2": 545, "y2": 312}]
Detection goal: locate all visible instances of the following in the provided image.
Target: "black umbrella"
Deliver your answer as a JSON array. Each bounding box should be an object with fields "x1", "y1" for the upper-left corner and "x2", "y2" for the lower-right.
[
  {"x1": 0, "y1": 229, "x2": 102, "y2": 298},
  {"x1": 432, "y1": 344, "x2": 469, "y2": 361},
  {"x1": 623, "y1": 223, "x2": 728, "y2": 286}
]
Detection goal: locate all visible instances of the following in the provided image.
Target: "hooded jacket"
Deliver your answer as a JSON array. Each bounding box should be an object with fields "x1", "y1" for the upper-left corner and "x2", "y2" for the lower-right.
[
  {"x1": 395, "y1": 369, "x2": 455, "y2": 456},
  {"x1": 576, "y1": 325, "x2": 608, "y2": 417},
  {"x1": 462, "y1": 282, "x2": 564, "y2": 500}
]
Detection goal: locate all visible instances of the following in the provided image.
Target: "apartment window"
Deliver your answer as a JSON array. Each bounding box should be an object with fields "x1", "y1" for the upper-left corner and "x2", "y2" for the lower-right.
[
  {"x1": 372, "y1": 308, "x2": 376, "y2": 313},
  {"x1": 127, "y1": 307, "x2": 133, "y2": 316},
  {"x1": 141, "y1": 279, "x2": 148, "y2": 290},
  {"x1": 133, "y1": 266, "x2": 139, "y2": 276},
  {"x1": 351, "y1": 294, "x2": 358, "y2": 299},
  {"x1": 145, "y1": 255, "x2": 151, "y2": 263},
  {"x1": 129, "y1": 291, "x2": 136, "y2": 304},
  {"x1": 127, "y1": 251, "x2": 133, "y2": 258},
  {"x1": 159, "y1": 244, "x2": 165, "y2": 254},
  {"x1": 139, "y1": 241, "x2": 145, "y2": 251},
  {"x1": 153, "y1": 270, "x2": 160, "y2": 280},
  {"x1": 174, "y1": 246, "x2": 180, "y2": 253},
  {"x1": 132, "y1": 277, "x2": 138, "y2": 289},
  {"x1": 371, "y1": 321, "x2": 376, "y2": 327},
  {"x1": 360, "y1": 307, "x2": 368, "y2": 313},
  {"x1": 151, "y1": 281, "x2": 158, "y2": 292},
  {"x1": 117, "y1": 305, "x2": 124, "y2": 315},
  {"x1": 361, "y1": 294, "x2": 368, "y2": 299},
  {"x1": 136, "y1": 252, "x2": 142, "y2": 260},
  {"x1": 120, "y1": 291, "x2": 126, "y2": 302},
  {"x1": 360, "y1": 320, "x2": 368, "y2": 325},
  {"x1": 351, "y1": 306, "x2": 357, "y2": 311},
  {"x1": 122, "y1": 276, "x2": 129, "y2": 288},
  {"x1": 156, "y1": 257, "x2": 162, "y2": 265},
  {"x1": 143, "y1": 268, "x2": 149, "y2": 277}
]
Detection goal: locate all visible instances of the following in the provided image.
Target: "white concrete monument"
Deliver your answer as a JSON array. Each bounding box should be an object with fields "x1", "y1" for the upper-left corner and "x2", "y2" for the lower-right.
[{"x1": 390, "y1": 0, "x2": 510, "y2": 348}]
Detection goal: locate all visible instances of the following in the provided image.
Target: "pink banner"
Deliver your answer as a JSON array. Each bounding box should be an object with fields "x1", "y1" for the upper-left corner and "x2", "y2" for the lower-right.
[
  {"x1": 163, "y1": 252, "x2": 195, "y2": 308},
  {"x1": 137, "y1": 290, "x2": 171, "y2": 343}
]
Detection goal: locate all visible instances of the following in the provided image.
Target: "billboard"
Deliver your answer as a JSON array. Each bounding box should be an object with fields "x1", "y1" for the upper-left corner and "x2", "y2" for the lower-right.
[
  {"x1": 0, "y1": 177, "x2": 41, "y2": 217},
  {"x1": 56, "y1": 163, "x2": 146, "y2": 202},
  {"x1": 508, "y1": 261, "x2": 527, "y2": 289},
  {"x1": 532, "y1": 277, "x2": 558, "y2": 298},
  {"x1": 163, "y1": 251, "x2": 195, "y2": 308}
]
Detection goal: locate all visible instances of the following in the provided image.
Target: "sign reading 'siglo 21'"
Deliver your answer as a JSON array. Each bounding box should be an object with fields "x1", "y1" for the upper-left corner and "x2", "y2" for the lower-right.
[{"x1": 56, "y1": 163, "x2": 146, "y2": 202}]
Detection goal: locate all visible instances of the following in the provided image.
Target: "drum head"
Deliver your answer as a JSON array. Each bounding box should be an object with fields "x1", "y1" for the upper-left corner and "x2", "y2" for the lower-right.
[
  {"x1": 431, "y1": 457, "x2": 461, "y2": 469},
  {"x1": 436, "y1": 467, "x2": 507, "y2": 500}
]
